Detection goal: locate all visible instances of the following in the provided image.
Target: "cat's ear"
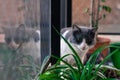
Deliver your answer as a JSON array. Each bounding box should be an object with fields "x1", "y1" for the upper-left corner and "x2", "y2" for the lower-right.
[
  {"x1": 16, "y1": 24, "x2": 26, "y2": 33},
  {"x1": 72, "y1": 24, "x2": 81, "y2": 30},
  {"x1": 72, "y1": 24, "x2": 82, "y2": 43},
  {"x1": 17, "y1": 24, "x2": 25, "y2": 31},
  {"x1": 16, "y1": 24, "x2": 26, "y2": 37}
]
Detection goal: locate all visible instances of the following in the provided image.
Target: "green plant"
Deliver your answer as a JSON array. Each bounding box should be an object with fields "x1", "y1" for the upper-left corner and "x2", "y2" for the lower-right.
[
  {"x1": 110, "y1": 42, "x2": 120, "y2": 69},
  {"x1": 38, "y1": 27, "x2": 120, "y2": 80},
  {"x1": 0, "y1": 47, "x2": 40, "y2": 80},
  {"x1": 86, "y1": 0, "x2": 112, "y2": 59},
  {"x1": 39, "y1": 43, "x2": 120, "y2": 80},
  {"x1": 89, "y1": 0, "x2": 112, "y2": 30},
  {"x1": 34, "y1": 55, "x2": 51, "y2": 80}
]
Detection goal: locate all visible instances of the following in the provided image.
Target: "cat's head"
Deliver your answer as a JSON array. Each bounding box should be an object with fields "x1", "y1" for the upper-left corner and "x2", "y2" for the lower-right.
[
  {"x1": 3, "y1": 24, "x2": 40, "y2": 50},
  {"x1": 71, "y1": 24, "x2": 97, "y2": 50}
]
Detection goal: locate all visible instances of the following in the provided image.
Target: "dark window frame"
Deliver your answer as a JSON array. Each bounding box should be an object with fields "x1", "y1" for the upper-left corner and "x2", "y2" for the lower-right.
[{"x1": 51, "y1": 0, "x2": 71, "y2": 64}]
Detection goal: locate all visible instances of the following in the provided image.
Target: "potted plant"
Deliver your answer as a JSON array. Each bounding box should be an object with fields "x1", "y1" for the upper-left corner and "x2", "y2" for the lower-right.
[
  {"x1": 38, "y1": 31, "x2": 120, "y2": 80},
  {"x1": 86, "y1": 0, "x2": 112, "y2": 57},
  {"x1": 110, "y1": 42, "x2": 120, "y2": 69}
]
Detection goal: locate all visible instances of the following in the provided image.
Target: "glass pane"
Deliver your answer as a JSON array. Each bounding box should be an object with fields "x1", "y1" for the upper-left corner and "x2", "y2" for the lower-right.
[
  {"x1": 40, "y1": 0, "x2": 51, "y2": 64},
  {"x1": 0, "y1": 0, "x2": 51, "y2": 80}
]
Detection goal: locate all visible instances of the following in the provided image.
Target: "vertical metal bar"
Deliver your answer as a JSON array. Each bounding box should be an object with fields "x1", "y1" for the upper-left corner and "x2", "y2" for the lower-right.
[
  {"x1": 40, "y1": 0, "x2": 51, "y2": 65},
  {"x1": 60, "y1": 0, "x2": 67, "y2": 28},
  {"x1": 67, "y1": 0, "x2": 72, "y2": 27},
  {"x1": 51, "y1": 0, "x2": 60, "y2": 65}
]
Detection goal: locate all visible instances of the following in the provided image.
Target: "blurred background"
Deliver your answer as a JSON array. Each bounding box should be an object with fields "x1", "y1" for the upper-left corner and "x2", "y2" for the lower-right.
[
  {"x1": 0, "y1": 0, "x2": 119, "y2": 79},
  {"x1": 72, "y1": 0, "x2": 120, "y2": 42}
]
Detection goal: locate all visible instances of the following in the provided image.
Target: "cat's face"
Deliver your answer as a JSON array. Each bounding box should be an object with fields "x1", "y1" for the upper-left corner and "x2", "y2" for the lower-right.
[
  {"x1": 3, "y1": 24, "x2": 40, "y2": 50},
  {"x1": 71, "y1": 25, "x2": 96, "y2": 50},
  {"x1": 61, "y1": 25, "x2": 96, "y2": 63}
]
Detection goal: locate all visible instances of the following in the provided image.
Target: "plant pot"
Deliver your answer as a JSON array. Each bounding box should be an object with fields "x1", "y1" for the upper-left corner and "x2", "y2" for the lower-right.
[
  {"x1": 88, "y1": 37, "x2": 111, "y2": 57},
  {"x1": 110, "y1": 43, "x2": 120, "y2": 69}
]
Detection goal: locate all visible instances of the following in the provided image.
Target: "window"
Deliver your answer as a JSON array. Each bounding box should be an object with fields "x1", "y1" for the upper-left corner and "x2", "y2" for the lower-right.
[{"x1": 0, "y1": 0, "x2": 51, "y2": 79}]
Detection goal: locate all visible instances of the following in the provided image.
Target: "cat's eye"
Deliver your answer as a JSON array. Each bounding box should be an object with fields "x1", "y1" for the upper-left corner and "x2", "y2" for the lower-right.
[
  {"x1": 73, "y1": 31, "x2": 83, "y2": 44},
  {"x1": 89, "y1": 32, "x2": 95, "y2": 38},
  {"x1": 5, "y1": 37, "x2": 11, "y2": 44},
  {"x1": 85, "y1": 31, "x2": 95, "y2": 45},
  {"x1": 76, "y1": 34, "x2": 82, "y2": 40}
]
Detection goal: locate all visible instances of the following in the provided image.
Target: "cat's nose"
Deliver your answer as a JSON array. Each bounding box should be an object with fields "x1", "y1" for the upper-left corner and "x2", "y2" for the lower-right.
[
  {"x1": 82, "y1": 46, "x2": 86, "y2": 50},
  {"x1": 82, "y1": 44, "x2": 87, "y2": 50}
]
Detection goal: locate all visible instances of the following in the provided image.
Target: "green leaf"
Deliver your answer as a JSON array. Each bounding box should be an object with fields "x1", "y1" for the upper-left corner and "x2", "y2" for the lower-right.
[
  {"x1": 99, "y1": 6, "x2": 103, "y2": 12},
  {"x1": 103, "y1": 78, "x2": 118, "y2": 80},
  {"x1": 51, "y1": 55, "x2": 78, "y2": 80},
  {"x1": 102, "y1": 14, "x2": 106, "y2": 19},
  {"x1": 101, "y1": 0, "x2": 106, "y2": 2},
  {"x1": 40, "y1": 55, "x2": 51, "y2": 74},
  {"x1": 95, "y1": 47, "x2": 120, "y2": 74},
  {"x1": 102, "y1": 5, "x2": 112, "y2": 13},
  {"x1": 84, "y1": 8, "x2": 89, "y2": 13}
]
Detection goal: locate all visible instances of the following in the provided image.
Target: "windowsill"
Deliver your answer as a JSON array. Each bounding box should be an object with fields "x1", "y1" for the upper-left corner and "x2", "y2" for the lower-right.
[
  {"x1": 98, "y1": 35, "x2": 120, "y2": 42},
  {"x1": 0, "y1": 34, "x2": 119, "y2": 43}
]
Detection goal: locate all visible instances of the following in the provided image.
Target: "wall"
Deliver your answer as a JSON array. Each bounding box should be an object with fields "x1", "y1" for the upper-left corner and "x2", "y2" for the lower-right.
[
  {"x1": 0, "y1": 0, "x2": 24, "y2": 29},
  {"x1": 72, "y1": 0, "x2": 120, "y2": 26},
  {"x1": 0, "y1": 0, "x2": 40, "y2": 33}
]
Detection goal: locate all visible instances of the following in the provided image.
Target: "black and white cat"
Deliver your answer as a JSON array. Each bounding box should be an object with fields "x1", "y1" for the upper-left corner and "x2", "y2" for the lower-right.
[
  {"x1": 61, "y1": 24, "x2": 96, "y2": 64},
  {"x1": 3, "y1": 24, "x2": 40, "y2": 65}
]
